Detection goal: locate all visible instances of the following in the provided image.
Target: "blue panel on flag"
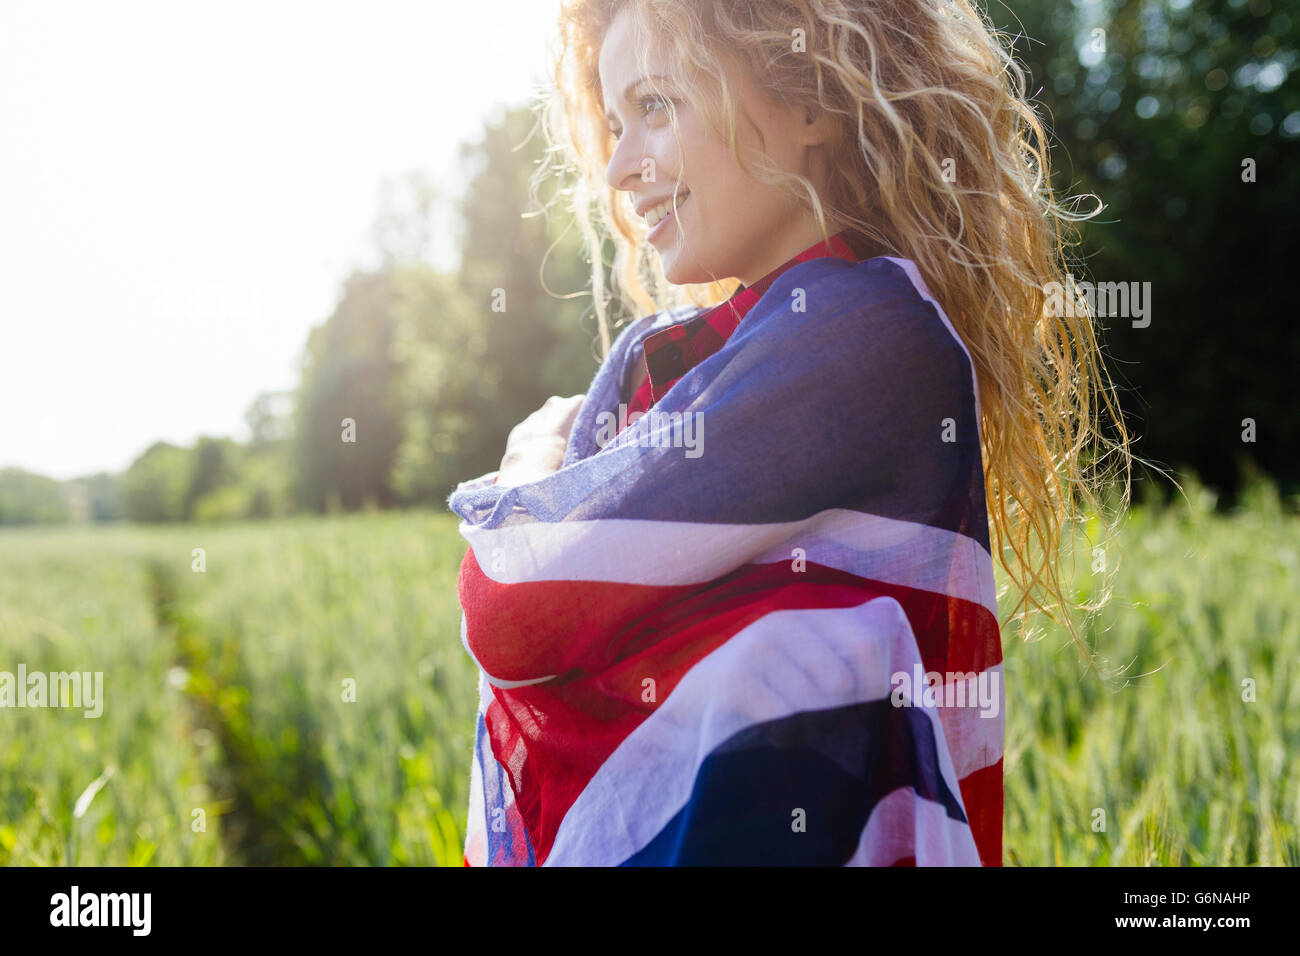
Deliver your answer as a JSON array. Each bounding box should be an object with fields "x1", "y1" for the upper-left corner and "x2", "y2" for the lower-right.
[{"x1": 621, "y1": 700, "x2": 966, "y2": 866}]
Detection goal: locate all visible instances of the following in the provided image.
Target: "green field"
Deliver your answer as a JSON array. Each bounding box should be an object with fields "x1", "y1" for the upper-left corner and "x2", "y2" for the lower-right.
[{"x1": 1, "y1": 477, "x2": 1296, "y2": 866}]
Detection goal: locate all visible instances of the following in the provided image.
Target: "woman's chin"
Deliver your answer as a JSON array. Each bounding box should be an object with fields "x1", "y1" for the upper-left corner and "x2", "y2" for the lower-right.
[{"x1": 658, "y1": 250, "x2": 710, "y2": 287}]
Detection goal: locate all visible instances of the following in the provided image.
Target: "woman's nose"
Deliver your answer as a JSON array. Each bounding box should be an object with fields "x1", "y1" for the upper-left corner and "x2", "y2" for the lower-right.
[{"x1": 604, "y1": 131, "x2": 645, "y2": 193}]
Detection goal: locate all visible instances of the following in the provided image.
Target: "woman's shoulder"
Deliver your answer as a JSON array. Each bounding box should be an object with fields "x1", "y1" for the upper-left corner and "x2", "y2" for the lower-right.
[
  {"x1": 767, "y1": 255, "x2": 973, "y2": 363},
  {"x1": 775, "y1": 254, "x2": 940, "y2": 316},
  {"x1": 740, "y1": 254, "x2": 983, "y2": 417}
]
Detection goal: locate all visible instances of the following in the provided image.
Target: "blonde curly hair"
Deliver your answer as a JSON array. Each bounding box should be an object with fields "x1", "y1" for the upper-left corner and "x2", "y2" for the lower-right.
[{"x1": 535, "y1": 0, "x2": 1137, "y2": 663}]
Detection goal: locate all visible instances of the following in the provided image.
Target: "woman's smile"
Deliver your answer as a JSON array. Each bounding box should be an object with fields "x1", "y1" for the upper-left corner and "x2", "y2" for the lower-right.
[{"x1": 641, "y1": 188, "x2": 690, "y2": 242}]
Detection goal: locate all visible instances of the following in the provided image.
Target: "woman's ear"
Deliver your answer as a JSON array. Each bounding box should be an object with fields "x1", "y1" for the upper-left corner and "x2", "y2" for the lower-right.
[{"x1": 799, "y1": 103, "x2": 837, "y2": 146}]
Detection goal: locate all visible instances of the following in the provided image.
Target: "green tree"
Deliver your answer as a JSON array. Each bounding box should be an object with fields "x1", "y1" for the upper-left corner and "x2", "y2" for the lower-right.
[
  {"x1": 454, "y1": 106, "x2": 603, "y2": 467},
  {"x1": 0, "y1": 468, "x2": 69, "y2": 525},
  {"x1": 294, "y1": 270, "x2": 406, "y2": 512},
  {"x1": 121, "y1": 442, "x2": 192, "y2": 523},
  {"x1": 82, "y1": 471, "x2": 123, "y2": 522},
  {"x1": 994, "y1": 0, "x2": 1299, "y2": 500},
  {"x1": 244, "y1": 390, "x2": 294, "y2": 453},
  {"x1": 383, "y1": 108, "x2": 608, "y2": 504},
  {"x1": 388, "y1": 266, "x2": 488, "y2": 503},
  {"x1": 183, "y1": 436, "x2": 244, "y2": 519},
  {"x1": 59, "y1": 471, "x2": 123, "y2": 523}
]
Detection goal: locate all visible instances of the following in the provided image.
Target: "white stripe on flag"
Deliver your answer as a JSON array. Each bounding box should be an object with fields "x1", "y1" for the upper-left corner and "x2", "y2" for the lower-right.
[
  {"x1": 844, "y1": 785, "x2": 983, "y2": 866},
  {"x1": 931, "y1": 663, "x2": 1005, "y2": 781},
  {"x1": 462, "y1": 508, "x2": 997, "y2": 618}
]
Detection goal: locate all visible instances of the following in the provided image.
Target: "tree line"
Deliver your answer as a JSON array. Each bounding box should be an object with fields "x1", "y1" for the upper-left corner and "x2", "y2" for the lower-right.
[{"x1": 2, "y1": 106, "x2": 601, "y2": 525}]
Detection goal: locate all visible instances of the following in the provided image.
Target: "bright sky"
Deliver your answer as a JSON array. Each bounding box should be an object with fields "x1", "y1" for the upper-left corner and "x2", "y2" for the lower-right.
[{"x1": 0, "y1": 0, "x2": 564, "y2": 479}]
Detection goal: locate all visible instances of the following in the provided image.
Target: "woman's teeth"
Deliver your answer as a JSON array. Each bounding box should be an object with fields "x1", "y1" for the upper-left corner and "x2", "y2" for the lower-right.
[{"x1": 645, "y1": 191, "x2": 689, "y2": 228}]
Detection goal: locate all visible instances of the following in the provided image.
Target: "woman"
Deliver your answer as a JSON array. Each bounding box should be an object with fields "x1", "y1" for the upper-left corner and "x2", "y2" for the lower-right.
[{"x1": 448, "y1": 0, "x2": 1131, "y2": 866}]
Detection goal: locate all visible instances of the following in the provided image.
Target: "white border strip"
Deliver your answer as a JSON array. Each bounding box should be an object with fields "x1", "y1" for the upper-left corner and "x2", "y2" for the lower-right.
[{"x1": 462, "y1": 508, "x2": 997, "y2": 619}]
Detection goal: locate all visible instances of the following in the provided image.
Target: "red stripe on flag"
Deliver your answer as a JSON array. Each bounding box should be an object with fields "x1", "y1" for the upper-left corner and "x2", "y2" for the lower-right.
[
  {"x1": 957, "y1": 757, "x2": 1004, "y2": 866},
  {"x1": 461, "y1": 548, "x2": 1000, "y2": 682}
]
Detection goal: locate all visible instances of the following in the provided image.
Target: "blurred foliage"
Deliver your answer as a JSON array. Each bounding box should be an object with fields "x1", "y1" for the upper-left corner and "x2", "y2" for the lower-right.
[
  {"x1": 8, "y1": 0, "x2": 1295, "y2": 524},
  {"x1": 68, "y1": 472, "x2": 123, "y2": 523},
  {"x1": 992, "y1": 0, "x2": 1299, "y2": 502},
  {"x1": 294, "y1": 270, "x2": 406, "y2": 513},
  {"x1": 183, "y1": 437, "x2": 243, "y2": 520},
  {"x1": 388, "y1": 267, "x2": 486, "y2": 504},
  {"x1": 300, "y1": 106, "x2": 599, "y2": 510},
  {"x1": 0, "y1": 468, "x2": 68, "y2": 525},
  {"x1": 120, "y1": 442, "x2": 191, "y2": 523},
  {"x1": 453, "y1": 106, "x2": 598, "y2": 430}
]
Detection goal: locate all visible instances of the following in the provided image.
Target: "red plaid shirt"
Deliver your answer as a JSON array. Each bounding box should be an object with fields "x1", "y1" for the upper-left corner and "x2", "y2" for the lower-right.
[{"x1": 621, "y1": 229, "x2": 882, "y2": 426}]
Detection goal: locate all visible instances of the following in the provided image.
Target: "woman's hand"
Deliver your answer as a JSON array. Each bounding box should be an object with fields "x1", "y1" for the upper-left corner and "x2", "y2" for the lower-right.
[{"x1": 495, "y1": 394, "x2": 586, "y2": 486}]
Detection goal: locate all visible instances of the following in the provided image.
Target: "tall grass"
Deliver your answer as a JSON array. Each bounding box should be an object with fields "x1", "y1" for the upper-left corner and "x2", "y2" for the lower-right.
[
  {"x1": 0, "y1": 477, "x2": 1295, "y2": 865},
  {"x1": 0, "y1": 526, "x2": 221, "y2": 864},
  {"x1": 1002, "y1": 476, "x2": 1299, "y2": 865}
]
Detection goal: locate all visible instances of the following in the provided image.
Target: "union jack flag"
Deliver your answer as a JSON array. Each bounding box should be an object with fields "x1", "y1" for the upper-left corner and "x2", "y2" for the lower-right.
[{"x1": 448, "y1": 255, "x2": 1003, "y2": 866}]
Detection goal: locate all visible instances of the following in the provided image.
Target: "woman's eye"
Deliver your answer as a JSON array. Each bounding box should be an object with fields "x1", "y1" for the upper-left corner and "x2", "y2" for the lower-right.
[
  {"x1": 608, "y1": 96, "x2": 672, "y2": 140},
  {"x1": 639, "y1": 95, "x2": 671, "y2": 121}
]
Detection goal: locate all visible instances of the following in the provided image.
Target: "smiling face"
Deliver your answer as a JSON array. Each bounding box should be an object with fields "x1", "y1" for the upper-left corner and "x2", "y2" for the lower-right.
[{"x1": 597, "y1": 8, "x2": 840, "y2": 287}]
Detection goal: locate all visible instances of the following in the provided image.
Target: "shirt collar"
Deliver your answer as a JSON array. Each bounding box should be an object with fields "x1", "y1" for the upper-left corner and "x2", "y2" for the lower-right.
[{"x1": 637, "y1": 228, "x2": 883, "y2": 404}]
